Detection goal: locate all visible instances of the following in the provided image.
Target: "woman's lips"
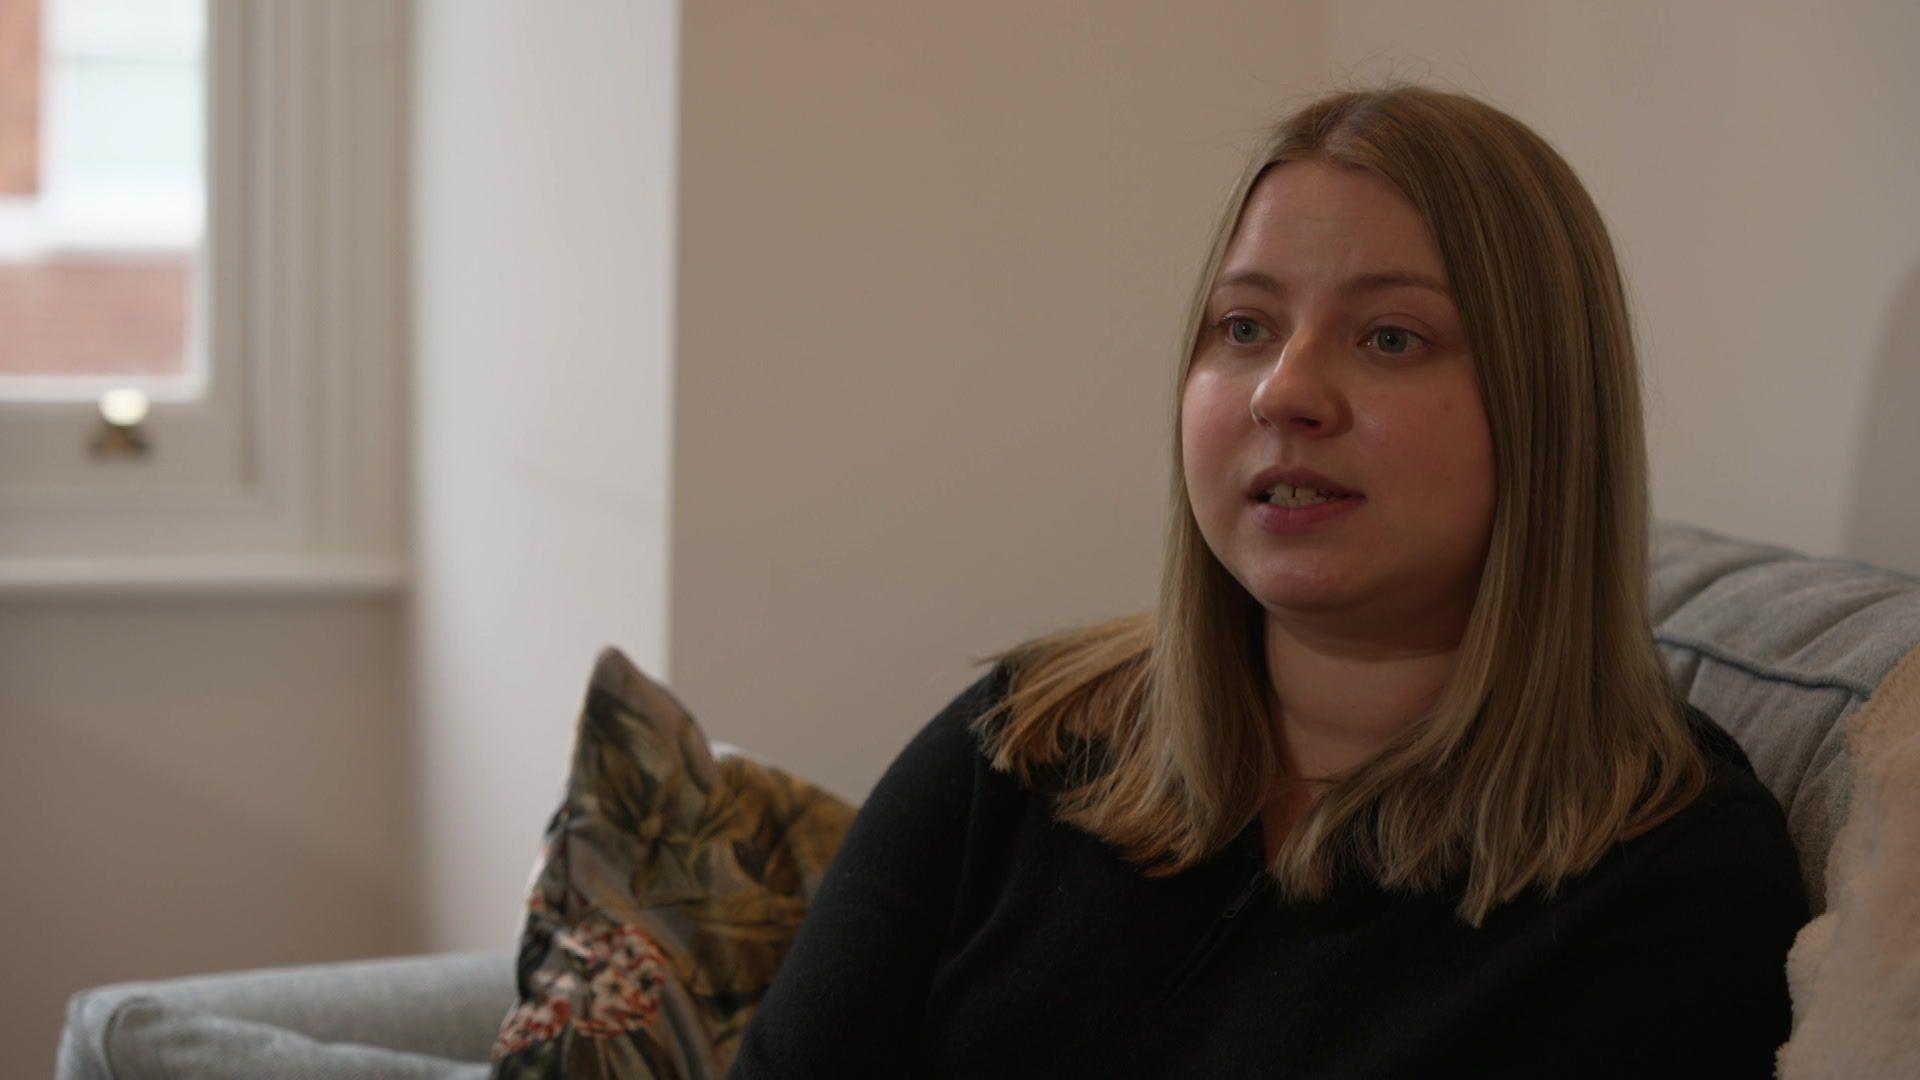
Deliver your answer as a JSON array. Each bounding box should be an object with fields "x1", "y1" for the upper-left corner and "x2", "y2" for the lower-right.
[{"x1": 1250, "y1": 494, "x2": 1363, "y2": 534}]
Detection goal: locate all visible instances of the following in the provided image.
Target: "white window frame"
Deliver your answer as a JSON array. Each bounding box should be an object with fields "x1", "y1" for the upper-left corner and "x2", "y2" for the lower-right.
[{"x1": 0, "y1": 0, "x2": 408, "y2": 597}]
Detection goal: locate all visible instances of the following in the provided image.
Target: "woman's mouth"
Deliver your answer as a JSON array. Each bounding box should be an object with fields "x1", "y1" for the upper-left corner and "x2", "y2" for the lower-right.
[
  {"x1": 1255, "y1": 483, "x2": 1362, "y2": 508},
  {"x1": 1251, "y1": 490, "x2": 1364, "y2": 533}
]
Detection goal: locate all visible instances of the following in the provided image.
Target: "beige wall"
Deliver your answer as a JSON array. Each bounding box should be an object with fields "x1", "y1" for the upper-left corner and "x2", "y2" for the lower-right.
[{"x1": 671, "y1": 0, "x2": 1331, "y2": 803}]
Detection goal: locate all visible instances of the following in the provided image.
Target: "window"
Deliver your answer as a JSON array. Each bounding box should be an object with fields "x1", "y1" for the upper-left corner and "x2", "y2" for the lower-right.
[{"x1": 0, "y1": 1, "x2": 407, "y2": 593}]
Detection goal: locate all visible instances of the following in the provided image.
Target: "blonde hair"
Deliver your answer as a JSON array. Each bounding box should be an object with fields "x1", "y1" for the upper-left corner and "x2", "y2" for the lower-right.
[{"x1": 966, "y1": 83, "x2": 1708, "y2": 929}]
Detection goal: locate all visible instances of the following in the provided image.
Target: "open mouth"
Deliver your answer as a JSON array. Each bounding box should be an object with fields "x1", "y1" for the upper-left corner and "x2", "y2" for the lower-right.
[{"x1": 1254, "y1": 488, "x2": 1362, "y2": 508}]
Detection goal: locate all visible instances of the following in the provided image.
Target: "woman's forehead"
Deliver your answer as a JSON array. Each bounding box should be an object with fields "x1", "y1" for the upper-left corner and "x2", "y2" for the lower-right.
[{"x1": 1224, "y1": 164, "x2": 1448, "y2": 286}]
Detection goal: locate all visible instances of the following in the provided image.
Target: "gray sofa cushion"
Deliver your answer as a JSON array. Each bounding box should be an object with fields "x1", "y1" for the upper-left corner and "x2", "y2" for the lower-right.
[
  {"x1": 55, "y1": 949, "x2": 515, "y2": 1079},
  {"x1": 74, "y1": 1001, "x2": 488, "y2": 1079},
  {"x1": 1651, "y1": 520, "x2": 1920, "y2": 918}
]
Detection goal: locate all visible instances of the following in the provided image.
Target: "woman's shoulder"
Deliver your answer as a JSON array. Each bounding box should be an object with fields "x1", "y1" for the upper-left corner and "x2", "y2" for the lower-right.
[
  {"x1": 1672, "y1": 701, "x2": 1793, "y2": 838},
  {"x1": 848, "y1": 662, "x2": 1030, "y2": 858},
  {"x1": 882, "y1": 657, "x2": 1052, "y2": 809},
  {"x1": 1601, "y1": 702, "x2": 1806, "y2": 911},
  {"x1": 891, "y1": 661, "x2": 1015, "y2": 775},
  {"x1": 913, "y1": 656, "x2": 1117, "y2": 800},
  {"x1": 918, "y1": 659, "x2": 1018, "y2": 750},
  {"x1": 1679, "y1": 700, "x2": 1762, "y2": 782}
]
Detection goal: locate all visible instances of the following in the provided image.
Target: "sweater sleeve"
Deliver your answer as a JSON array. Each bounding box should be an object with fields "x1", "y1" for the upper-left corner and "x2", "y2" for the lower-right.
[
  {"x1": 1475, "y1": 777, "x2": 1811, "y2": 1080},
  {"x1": 727, "y1": 664, "x2": 1009, "y2": 1079}
]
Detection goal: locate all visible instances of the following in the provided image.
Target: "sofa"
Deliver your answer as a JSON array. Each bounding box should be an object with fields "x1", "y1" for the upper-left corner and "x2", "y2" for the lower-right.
[{"x1": 54, "y1": 520, "x2": 1920, "y2": 1078}]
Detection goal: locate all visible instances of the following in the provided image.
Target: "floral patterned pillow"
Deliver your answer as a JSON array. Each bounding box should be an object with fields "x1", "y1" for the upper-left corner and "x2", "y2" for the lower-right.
[{"x1": 490, "y1": 646, "x2": 856, "y2": 1078}]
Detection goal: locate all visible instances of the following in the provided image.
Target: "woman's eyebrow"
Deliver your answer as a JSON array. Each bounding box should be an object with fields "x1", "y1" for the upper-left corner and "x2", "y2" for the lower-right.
[{"x1": 1213, "y1": 268, "x2": 1454, "y2": 303}]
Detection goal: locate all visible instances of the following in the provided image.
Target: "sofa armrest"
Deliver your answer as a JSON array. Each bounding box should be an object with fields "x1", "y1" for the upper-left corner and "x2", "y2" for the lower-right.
[{"x1": 55, "y1": 948, "x2": 516, "y2": 1079}]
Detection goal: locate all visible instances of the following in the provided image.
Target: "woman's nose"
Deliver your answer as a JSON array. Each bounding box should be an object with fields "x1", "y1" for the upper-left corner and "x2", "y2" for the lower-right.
[{"x1": 1250, "y1": 328, "x2": 1343, "y2": 434}]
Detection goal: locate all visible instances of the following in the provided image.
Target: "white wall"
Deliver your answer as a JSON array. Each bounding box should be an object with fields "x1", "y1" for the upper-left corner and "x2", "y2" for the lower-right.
[{"x1": 410, "y1": 0, "x2": 677, "y2": 950}]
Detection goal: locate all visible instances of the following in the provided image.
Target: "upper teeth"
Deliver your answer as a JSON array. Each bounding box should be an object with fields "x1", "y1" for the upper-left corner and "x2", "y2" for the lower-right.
[{"x1": 1266, "y1": 484, "x2": 1342, "y2": 505}]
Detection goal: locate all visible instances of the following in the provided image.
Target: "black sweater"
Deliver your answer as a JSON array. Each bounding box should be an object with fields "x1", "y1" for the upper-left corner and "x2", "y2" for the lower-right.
[{"x1": 730, "y1": 662, "x2": 1810, "y2": 1079}]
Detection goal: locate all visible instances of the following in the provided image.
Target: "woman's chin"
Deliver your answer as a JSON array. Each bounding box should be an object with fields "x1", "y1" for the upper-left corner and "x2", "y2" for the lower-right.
[{"x1": 1248, "y1": 580, "x2": 1362, "y2": 615}]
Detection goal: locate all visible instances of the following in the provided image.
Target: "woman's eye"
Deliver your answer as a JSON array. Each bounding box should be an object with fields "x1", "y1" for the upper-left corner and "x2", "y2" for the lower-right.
[
  {"x1": 1219, "y1": 316, "x2": 1267, "y2": 346},
  {"x1": 1365, "y1": 325, "x2": 1426, "y2": 355},
  {"x1": 1214, "y1": 316, "x2": 1426, "y2": 355}
]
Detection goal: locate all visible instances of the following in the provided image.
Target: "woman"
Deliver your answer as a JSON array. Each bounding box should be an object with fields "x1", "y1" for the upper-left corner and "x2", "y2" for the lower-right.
[{"x1": 730, "y1": 84, "x2": 1809, "y2": 1078}]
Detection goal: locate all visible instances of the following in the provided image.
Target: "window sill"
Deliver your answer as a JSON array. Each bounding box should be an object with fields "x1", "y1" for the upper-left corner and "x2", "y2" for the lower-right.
[{"x1": 0, "y1": 554, "x2": 409, "y2": 599}]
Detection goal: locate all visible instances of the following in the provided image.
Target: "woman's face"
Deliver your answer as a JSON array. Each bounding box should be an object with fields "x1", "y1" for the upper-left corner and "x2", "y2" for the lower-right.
[{"x1": 1181, "y1": 159, "x2": 1496, "y2": 647}]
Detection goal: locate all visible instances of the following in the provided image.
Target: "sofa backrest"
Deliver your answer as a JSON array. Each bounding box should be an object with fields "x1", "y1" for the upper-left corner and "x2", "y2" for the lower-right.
[{"x1": 1650, "y1": 519, "x2": 1920, "y2": 917}]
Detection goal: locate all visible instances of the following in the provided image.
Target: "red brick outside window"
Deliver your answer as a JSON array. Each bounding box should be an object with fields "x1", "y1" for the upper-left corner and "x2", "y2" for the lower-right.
[{"x1": 0, "y1": 0, "x2": 40, "y2": 196}]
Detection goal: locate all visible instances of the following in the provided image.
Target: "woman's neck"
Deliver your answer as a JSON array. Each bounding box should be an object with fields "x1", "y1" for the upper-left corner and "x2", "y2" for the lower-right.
[{"x1": 1262, "y1": 615, "x2": 1462, "y2": 786}]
